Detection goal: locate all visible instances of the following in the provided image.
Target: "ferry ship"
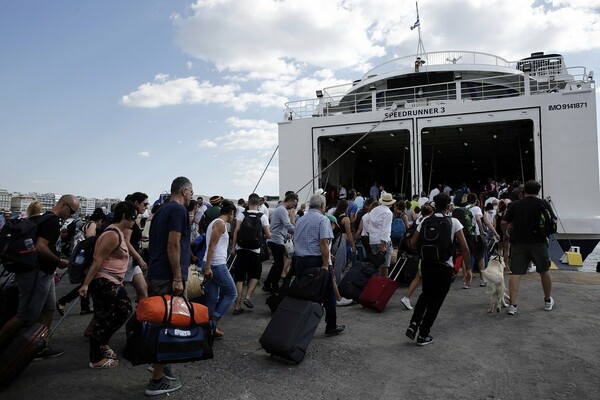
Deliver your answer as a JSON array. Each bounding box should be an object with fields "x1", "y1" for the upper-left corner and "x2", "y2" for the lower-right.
[{"x1": 277, "y1": 49, "x2": 600, "y2": 262}]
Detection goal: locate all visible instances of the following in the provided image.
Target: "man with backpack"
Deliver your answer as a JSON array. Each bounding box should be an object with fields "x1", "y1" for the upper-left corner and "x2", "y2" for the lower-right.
[
  {"x1": 501, "y1": 180, "x2": 556, "y2": 315},
  {"x1": 405, "y1": 193, "x2": 471, "y2": 346},
  {"x1": 230, "y1": 193, "x2": 271, "y2": 314},
  {"x1": 0, "y1": 194, "x2": 80, "y2": 358}
]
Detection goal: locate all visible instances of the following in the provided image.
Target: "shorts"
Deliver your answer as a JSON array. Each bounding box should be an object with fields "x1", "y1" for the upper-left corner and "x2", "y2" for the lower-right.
[
  {"x1": 233, "y1": 249, "x2": 262, "y2": 282},
  {"x1": 14, "y1": 269, "x2": 55, "y2": 322},
  {"x1": 370, "y1": 241, "x2": 392, "y2": 267},
  {"x1": 509, "y1": 242, "x2": 551, "y2": 275},
  {"x1": 123, "y1": 257, "x2": 143, "y2": 283},
  {"x1": 467, "y1": 235, "x2": 486, "y2": 263}
]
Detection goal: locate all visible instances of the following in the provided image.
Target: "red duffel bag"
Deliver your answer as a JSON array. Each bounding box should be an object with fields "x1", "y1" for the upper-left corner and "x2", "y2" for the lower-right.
[{"x1": 136, "y1": 295, "x2": 209, "y2": 328}]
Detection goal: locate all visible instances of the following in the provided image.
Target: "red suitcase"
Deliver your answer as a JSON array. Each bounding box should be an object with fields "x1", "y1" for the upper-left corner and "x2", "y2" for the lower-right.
[
  {"x1": 358, "y1": 264, "x2": 403, "y2": 312},
  {"x1": 0, "y1": 322, "x2": 49, "y2": 387}
]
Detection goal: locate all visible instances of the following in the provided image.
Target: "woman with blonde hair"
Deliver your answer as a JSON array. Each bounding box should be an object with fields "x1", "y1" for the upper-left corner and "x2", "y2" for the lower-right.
[{"x1": 26, "y1": 201, "x2": 43, "y2": 218}]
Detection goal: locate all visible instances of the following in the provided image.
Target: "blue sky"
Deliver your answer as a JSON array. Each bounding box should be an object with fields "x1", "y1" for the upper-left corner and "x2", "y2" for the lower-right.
[{"x1": 1, "y1": 0, "x2": 599, "y2": 204}]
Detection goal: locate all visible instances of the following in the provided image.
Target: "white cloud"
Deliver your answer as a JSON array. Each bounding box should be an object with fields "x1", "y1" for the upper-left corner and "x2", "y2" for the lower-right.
[
  {"x1": 121, "y1": 76, "x2": 241, "y2": 109},
  {"x1": 230, "y1": 157, "x2": 279, "y2": 190},
  {"x1": 198, "y1": 117, "x2": 278, "y2": 151},
  {"x1": 173, "y1": 0, "x2": 386, "y2": 80},
  {"x1": 138, "y1": 151, "x2": 150, "y2": 157}
]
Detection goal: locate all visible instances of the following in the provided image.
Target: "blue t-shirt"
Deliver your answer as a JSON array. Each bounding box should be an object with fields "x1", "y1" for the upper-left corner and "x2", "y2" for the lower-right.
[
  {"x1": 148, "y1": 201, "x2": 190, "y2": 281},
  {"x1": 346, "y1": 201, "x2": 358, "y2": 218}
]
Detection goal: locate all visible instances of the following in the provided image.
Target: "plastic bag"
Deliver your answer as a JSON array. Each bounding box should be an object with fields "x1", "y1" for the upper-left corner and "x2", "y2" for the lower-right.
[{"x1": 284, "y1": 238, "x2": 294, "y2": 258}]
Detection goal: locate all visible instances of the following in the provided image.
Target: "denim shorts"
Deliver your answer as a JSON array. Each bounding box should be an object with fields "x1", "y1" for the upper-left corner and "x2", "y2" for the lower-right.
[
  {"x1": 14, "y1": 269, "x2": 55, "y2": 322},
  {"x1": 370, "y1": 241, "x2": 392, "y2": 267}
]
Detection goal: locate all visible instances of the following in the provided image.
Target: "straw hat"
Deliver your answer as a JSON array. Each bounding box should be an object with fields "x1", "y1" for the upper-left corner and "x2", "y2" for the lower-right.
[{"x1": 379, "y1": 192, "x2": 396, "y2": 206}]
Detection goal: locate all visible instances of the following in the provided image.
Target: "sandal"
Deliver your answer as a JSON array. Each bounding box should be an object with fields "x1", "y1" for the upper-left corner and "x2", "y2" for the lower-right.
[
  {"x1": 89, "y1": 358, "x2": 119, "y2": 369},
  {"x1": 213, "y1": 327, "x2": 225, "y2": 339},
  {"x1": 101, "y1": 346, "x2": 117, "y2": 359}
]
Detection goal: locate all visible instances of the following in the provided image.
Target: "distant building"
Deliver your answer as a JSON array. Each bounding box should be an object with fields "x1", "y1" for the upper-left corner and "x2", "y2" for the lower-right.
[
  {"x1": 11, "y1": 194, "x2": 36, "y2": 213},
  {"x1": 36, "y1": 193, "x2": 60, "y2": 212},
  {"x1": 96, "y1": 198, "x2": 121, "y2": 214},
  {"x1": 79, "y1": 197, "x2": 97, "y2": 217},
  {"x1": 0, "y1": 189, "x2": 11, "y2": 211}
]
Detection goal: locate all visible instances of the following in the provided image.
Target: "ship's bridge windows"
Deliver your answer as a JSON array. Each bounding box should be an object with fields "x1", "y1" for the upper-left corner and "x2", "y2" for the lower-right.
[{"x1": 317, "y1": 130, "x2": 412, "y2": 199}]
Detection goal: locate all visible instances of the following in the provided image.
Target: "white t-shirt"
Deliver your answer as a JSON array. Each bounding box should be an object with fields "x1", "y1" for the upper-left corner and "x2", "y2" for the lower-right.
[
  {"x1": 418, "y1": 196, "x2": 429, "y2": 206},
  {"x1": 466, "y1": 205, "x2": 483, "y2": 235},
  {"x1": 429, "y1": 188, "x2": 440, "y2": 200},
  {"x1": 258, "y1": 204, "x2": 269, "y2": 219},
  {"x1": 234, "y1": 210, "x2": 270, "y2": 253},
  {"x1": 417, "y1": 213, "x2": 464, "y2": 267}
]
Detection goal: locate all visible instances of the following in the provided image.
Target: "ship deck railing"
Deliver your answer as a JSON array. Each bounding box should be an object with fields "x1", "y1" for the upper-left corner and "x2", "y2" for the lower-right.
[{"x1": 284, "y1": 65, "x2": 592, "y2": 120}]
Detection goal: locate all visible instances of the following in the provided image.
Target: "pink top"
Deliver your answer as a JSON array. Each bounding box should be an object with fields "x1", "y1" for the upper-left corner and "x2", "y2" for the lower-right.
[{"x1": 93, "y1": 225, "x2": 129, "y2": 285}]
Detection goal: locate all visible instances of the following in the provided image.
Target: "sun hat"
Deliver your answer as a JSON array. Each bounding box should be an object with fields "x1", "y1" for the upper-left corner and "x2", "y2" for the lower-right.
[
  {"x1": 209, "y1": 195, "x2": 223, "y2": 206},
  {"x1": 379, "y1": 192, "x2": 396, "y2": 206}
]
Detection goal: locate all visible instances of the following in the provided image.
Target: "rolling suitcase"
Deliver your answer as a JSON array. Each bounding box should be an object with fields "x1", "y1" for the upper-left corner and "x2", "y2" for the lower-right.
[
  {"x1": 390, "y1": 255, "x2": 419, "y2": 285},
  {"x1": 0, "y1": 322, "x2": 49, "y2": 387},
  {"x1": 358, "y1": 263, "x2": 403, "y2": 312},
  {"x1": 338, "y1": 261, "x2": 379, "y2": 301},
  {"x1": 259, "y1": 296, "x2": 323, "y2": 364},
  {"x1": 0, "y1": 295, "x2": 78, "y2": 387}
]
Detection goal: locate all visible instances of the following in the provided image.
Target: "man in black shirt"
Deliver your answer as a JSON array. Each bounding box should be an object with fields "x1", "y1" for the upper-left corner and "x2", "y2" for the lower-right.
[
  {"x1": 502, "y1": 180, "x2": 555, "y2": 315},
  {"x1": 0, "y1": 194, "x2": 79, "y2": 358}
]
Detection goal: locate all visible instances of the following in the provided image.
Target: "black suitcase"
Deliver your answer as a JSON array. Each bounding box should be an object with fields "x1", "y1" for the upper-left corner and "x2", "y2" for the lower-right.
[
  {"x1": 390, "y1": 255, "x2": 419, "y2": 284},
  {"x1": 0, "y1": 322, "x2": 49, "y2": 387},
  {"x1": 0, "y1": 272, "x2": 19, "y2": 329},
  {"x1": 259, "y1": 296, "x2": 323, "y2": 364},
  {"x1": 338, "y1": 261, "x2": 379, "y2": 301}
]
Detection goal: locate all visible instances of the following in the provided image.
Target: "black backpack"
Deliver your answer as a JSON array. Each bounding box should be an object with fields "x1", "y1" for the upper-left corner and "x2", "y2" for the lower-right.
[
  {"x1": 67, "y1": 228, "x2": 121, "y2": 284},
  {"x1": 418, "y1": 215, "x2": 454, "y2": 263},
  {"x1": 236, "y1": 211, "x2": 263, "y2": 250},
  {"x1": 532, "y1": 204, "x2": 557, "y2": 237},
  {"x1": 0, "y1": 214, "x2": 53, "y2": 273}
]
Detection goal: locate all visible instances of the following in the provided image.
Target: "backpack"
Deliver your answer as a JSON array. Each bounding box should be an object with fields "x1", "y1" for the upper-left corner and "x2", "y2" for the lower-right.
[
  {"x1": 67, "y1": 228, "x2": 121, "y2": 284},
  {"x1": 532, "y1": 204, "x2": 557, "y2": 237},
  {"x1": 451, "y1": 207, "x2": 475, "y2": 236},
  {"x1": 418, "y1": 215, "x2": 454, "y2": 263},
  {"x1": 391, "y1": 213, "x2": 407, "y2": 240},
  {"x1": 0, "y1": 214, "x2": 53, "y2": 274},
  {"x1": 236, "y1": 211, "x2": 264, "y2": 249}
]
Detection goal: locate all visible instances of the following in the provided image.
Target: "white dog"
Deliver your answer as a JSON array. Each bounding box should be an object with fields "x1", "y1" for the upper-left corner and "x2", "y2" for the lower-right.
[{"x1": 481, "y1": 255, "x2": 509, "y2": 313}]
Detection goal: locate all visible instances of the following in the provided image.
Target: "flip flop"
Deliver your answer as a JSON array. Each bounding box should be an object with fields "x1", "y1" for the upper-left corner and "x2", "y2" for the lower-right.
[{"x1": 89, "y1": 358, "x2": 119, "y2": 369}]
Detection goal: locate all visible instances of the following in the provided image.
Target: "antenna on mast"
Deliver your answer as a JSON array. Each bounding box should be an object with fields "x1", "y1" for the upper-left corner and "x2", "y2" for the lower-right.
[{"x1": 413, "y1": 2, "x2": 426, "y2": 56}]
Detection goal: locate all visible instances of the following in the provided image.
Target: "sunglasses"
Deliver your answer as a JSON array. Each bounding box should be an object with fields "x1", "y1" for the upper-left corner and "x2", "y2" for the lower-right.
[{"x1": 65, "y1": 202, "x2": 76, "y2": 215}]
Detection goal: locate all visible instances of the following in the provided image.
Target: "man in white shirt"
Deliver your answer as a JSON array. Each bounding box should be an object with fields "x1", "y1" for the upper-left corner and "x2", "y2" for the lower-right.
[
  {"x1": 368, "y1": 193, "x2": 395, "y2": 277},
  {"x1": 258, "y1": 197, "x2": 269, "y2": 219},
  {"x1": 194, "y1": 196, "x2": 208, "y2": 224}
]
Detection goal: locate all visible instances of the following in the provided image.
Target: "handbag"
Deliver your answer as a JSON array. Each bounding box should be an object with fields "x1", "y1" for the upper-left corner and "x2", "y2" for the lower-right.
[
  {"x1": 186, "y1": 265, "x2": 205, "y2": 299},
  {"x1": 123, "y1": 295, "x2": 213, "y2": 366},
  {"x1": 285, "y1": 267, "x2": 329, "y2": 304}
]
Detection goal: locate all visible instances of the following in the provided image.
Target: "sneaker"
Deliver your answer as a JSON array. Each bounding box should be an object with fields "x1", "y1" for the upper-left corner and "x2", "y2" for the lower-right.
[
  {"x1": 34, "y1": 346, "x2": 64, "y2": 361},
  {"x1": 243, "y1": 298, "x2": 254, "y2": 309},
  {"x1": 480, "y1": 280, "x2": 487, "y2": 287},
  {"x1": 416, "y1": 335, "x2": 433, "y2": 346},
  {"x1": 336, "y1": 297, "x2": 353, "y2": 307},
  {"x1": 507, "y1": 305, "x2": 518, "y2": 315},
  {"x1": 544, "y1": 297, "x2": 554, "y2": 311},
  {"x1": 528, "y1": 264, "x2": 537, "y2": 273},
  {"x1": 400, "y1": 297, "x2": 413, "y2": 310},
  {"x1": 405, "y1": 323, "x2": 417, "y2": 340},
  {"x1": 147, "y1": 365, "x2": 178, "y2": 381},
  {"x1": 145, "y1": 377, "x2": 182, "y2": 396}
]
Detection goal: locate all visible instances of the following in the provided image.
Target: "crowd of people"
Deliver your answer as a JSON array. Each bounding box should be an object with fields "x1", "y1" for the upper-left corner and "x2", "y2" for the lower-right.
[{"x1": 0, "y1": 176, "x2": 557, "y2": 396}]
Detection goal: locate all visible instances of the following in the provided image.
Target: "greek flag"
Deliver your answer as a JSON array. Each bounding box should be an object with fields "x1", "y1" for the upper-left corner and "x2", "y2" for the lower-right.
[{"x1": 410, "y1": 17, "x2": 420, "y2": 30}]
